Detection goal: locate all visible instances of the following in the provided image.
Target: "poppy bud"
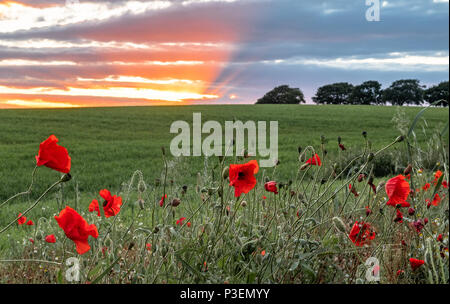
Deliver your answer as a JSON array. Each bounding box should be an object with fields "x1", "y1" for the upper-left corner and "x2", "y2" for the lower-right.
[
  {"x1": 171, "y1": 198, "x2": 181, "y2": 207},
  {"x1": 60, "y1": 173, "x2": 72, "y2": 183},
  {"x1": 138, "y1": 199, "x2": 145, "y2": 210},
  {"x1": 408, "y1": 208, "x2": 415, "y2": 216},
  {"x1": 362, "y1": 131, "x2": 367, "y2": 138},
  {"x1": 153, "y1": 226, "x2": 160, "y2": 233},
  {"x1": 128, "y1": 242, "x2": 135, "y2": 250},
  {"x1": 367, "y1": 153, "x2": 375, "y2": 162},
  {"x1": 424, "y1": 218, "x2": 429, "y2": 225},
  {"x1": 241, "y1": 201, "x2": 247, "y2": 207},
  {"x1": 155, "y1": 179, "x2": 161, "y2": 187},
  {"x1": 365, "y1": 206, "x2": 372, "y2": 216},
  {"x1": 297, "y1": 146, "x2": 302, "y2": 154},
  {"x1": 404, "y1": 164, "x2": 412, "y2": 176},
  {"x1": 320, "y1": 135, "x2": 326, "y2": 144},
  {"x1": 243, "y1": 149, "x2": 249, "y2": 158},
  {"x1": 138, "y1": 180, "x2": 147, "y2": 193},
  {"x1": 161, "y1": 146, "x2": 166, "y2": 156},
  {"x1": 337, "y1": 136, "x2": 342, "y2": 144},
  {"x1": 332, "y1": 217, "x2": 347, "y2": 234},
  {"x1": 222, "y1": 167, "x2": 229, "y2": 179},
  {"x1": 395, "y1": 135, "x2": 405, "y2": 143},
  {"x1": 182, "y1": 185, "x2": 188, "y2": 192},
  {"x1": 358, "y1": 174, "x2": 366, "y2": 182}
]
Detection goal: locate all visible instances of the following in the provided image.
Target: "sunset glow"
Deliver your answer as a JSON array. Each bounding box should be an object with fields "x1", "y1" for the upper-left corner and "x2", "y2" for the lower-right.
[{"x1": 0, "y1": 0, "x2": 448, "y2": 108}]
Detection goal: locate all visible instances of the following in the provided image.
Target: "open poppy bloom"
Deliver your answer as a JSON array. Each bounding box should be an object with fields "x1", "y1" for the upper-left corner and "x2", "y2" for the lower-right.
[
  {"x1": 409, "y1": 258, "x2": 425, "y2": 271},
  {"x1": 35, "y1": 135, "x2": 71, "y2": 173},
  {"x1": 159, "y1": 194, "x2": 167, "y2": 207},
  {"x1": 45, "y1": 234, "x2": 56, "y2": 243},
  {"x1": 348, "y1": 221, "x2": 376, "y2": 246},
  {"x1": 89, "y1": 189, "x2": 122, "y2": 218},
  {"x1": 305, "y1": 154, "x2": 321, "y2": 166},
  {"x1": 146, "y1": 243, "x2": 152, "y2": 251},
  {"x1": 26, "y1": 220, "x2": 34, "y2": 226},
  {"x1": 443, "y1": 181, "x2": 448, "y2": 189},
  {"x1": 422, "y1": 183, "x2": 431, "y2": 191},
  {"x1": 394, "y1": 209, "x2": 403, "y2": 223},
  {"x1": 433, "y1": 170, "x2": 443, "y2": 185},
  {"x1": 385, "y1": 175, "x2": 410, "y2": 207},
  {"x1": 17, "y1": 213, "x2": 26, "y2": 225},
  {"x1": 437, "y1": 234, "x2": 444, "y2": 242},
  {"x1": 55, "y1": 206, "x2": 98, "y2": 255},
  {"x1": 338, "y1": 144, "x2": 346, "y2": 151},
  {"x1": 229, "y1": 160, "x2": 259, "y2": 197},
  {"x1": 176, "y1": 217, "x2": 186, "y2": 226},
  {"x1": 264, "y1": 181, "x2": 278, "y2": 194},
  {"x1": 349, "y1": 184, "x2": 359, "y2": 197},
  {"x1": 431, "y1": 193, "x2": 441, "y2": 206}
]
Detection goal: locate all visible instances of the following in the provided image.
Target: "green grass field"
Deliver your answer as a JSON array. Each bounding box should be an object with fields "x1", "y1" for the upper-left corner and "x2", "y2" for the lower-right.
[
  {"x1": 0, "y1": 105, "x2": 448, "y2": 201},
  {"x1": 0, "y1": 104, "x2": 448, "y2": 284}
]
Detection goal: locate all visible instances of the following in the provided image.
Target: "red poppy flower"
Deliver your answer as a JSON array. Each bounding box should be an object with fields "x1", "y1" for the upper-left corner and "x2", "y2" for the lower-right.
[
  {"x1": 262, "y1": 195, "x2": 267, "y2": 200},
  {"x1": 305, "y1": 154, "x2": 321, "y2": 166},
  {"x1": 88, "y1": 199, "x2": 101, "y2": 216},
  {"x1": 229, "y1": 160, "x2": 259, "y2": 197},
  {"x1": 396, "y1": 269, "x2": 404, "y2": 276},
  {"x1": 261, "y1": 250, "x2": 266, "y2": 256},
  {"x1": 443, "y1": 181, "x2": 448, "y2": 189},
  {"x1": 26, "y1": 220, "x2": 34, "y2": 226},
  {"x1": 99, "y1": 189, "x2": 122, "y2": 217},
  {"x1": 368, "y1": 181, "x2": 376, "y2": 194},
  {"x1": 349, "y1": 184, "x2": 359, "y2": 197},
  {"x1": 187, "y1": 222, "x2": 191, "y2": 228},
  {"x1": 365, "y1": 206, "x2": 372, "y2": 216},
  {"x1": 437, "y1": 234, "x2": 444, "y2": 242},
  {"x1": 432, "y1": 193, "x2": 441, "y2": 206},
  {"x1": 176, "y1": 217, "x2": 186, "y2": 226},
  {"x1": 45, "y1": 234, "x2": 56, "y2": 243},
  {"x1": 35, "y1": 135, "x2": 71, "y2": 173},
  {"x1": 348, "y1": 221, "x2": 376, "y2": 246},
  {"x1": 159, "y1": 194, "x2": 167, "y2": 207},
  {"x1": 29, "y1": 238, "x2": 34, "y2": 244},
  {"x1": 264, "y1": 181, "x2": 278, "y2": 194},
  {"x1": 394, "y1": 209, "x2": 403, "y2": 223},
  {"x1": 433, "y1": 170, "x2": 443, "y2": 185},
  {"x1": 408, "y1": 207, "x2": 415, "y2": 216},
  {"x1": 412, "y1": 220, "x2": 425, "y2": 233},
  {"x1": 409, "y1": 258, "x2": 425, "y2": 271},
  {"x1": 385, "y1": 175, "x2": 411, "y2": 208},
  {"x1": 17, "y1": 213, "x2": 26, "y2": 225},
  {"x1": 422, "y1": 183, "x2": 431, "y2": 191},
  {"x1": 338, "y1": 144, "x2": 346, "y2": 151},
  {"x1": 424, "y1": 218, "x2": 428, "y2": 225},
  {"x1": 55, "y1": 206, "x2": 98, "y2": 255},
  {"x1": 146, "y1": 243, "x2": 152, "y2": 251}
]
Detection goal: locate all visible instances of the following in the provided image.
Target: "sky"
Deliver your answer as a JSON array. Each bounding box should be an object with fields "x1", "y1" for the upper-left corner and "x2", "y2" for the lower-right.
[{"x1": 0, "y1": 0, "x2": 448, "y2": 108}]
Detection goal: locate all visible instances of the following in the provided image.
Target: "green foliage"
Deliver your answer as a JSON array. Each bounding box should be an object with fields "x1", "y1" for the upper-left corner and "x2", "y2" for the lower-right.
[
  {"x1": 424, "y1": 81, "x2": 449, "y2": 107},
  {"x1": 312, "y1": 82, "x2": 354, "y2": 105},
  {"x1": 256, "y1": 85, "x2": 306, "y2": 104},
  {"x1": 382, "y1": 79, "x2": 425, "y2": 106},
  {"x1": 349, "y1": 81, "x2": 383, "y2": 105}
]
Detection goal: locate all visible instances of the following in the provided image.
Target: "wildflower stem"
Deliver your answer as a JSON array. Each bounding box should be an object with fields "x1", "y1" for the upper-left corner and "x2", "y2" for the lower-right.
[
  {"x1": 0, "y1": 166, "x2": 38, "y2": 209},
  {"x1": 0, "y1": 179, "x2": 62, "y2": 234}
]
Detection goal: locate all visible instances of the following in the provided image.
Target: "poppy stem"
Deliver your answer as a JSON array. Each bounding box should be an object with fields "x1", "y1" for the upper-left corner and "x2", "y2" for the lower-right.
[
  {"x1": 0, "y1": 179, "x2": 62, "y2": 235},
  {"x1": 0, "y1": 166, "x2": 38, "y2": 209}
]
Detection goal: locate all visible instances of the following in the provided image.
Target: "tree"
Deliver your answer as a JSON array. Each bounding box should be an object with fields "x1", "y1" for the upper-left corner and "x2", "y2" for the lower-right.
[
  {"x1": 382, "y1": 79, "x2": 424, "y2": 106},
  {"x1": 256, "y1": 85, "x2": 306, "y2": 104},
  {"x1": 349, "y1": 81, "x2": 382, "y2": 105},
  {"x1": 312, "y1": 82, "x2": 354, "y2": 105},
  {"x1": 424, "y1": 81, "x2": 449, "y2": 107}
]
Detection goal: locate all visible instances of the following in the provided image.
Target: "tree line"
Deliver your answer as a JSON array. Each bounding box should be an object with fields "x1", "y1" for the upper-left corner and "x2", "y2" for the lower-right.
[{"x1": 255, "y1": 80, "x2": 449, "y2": 106}]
